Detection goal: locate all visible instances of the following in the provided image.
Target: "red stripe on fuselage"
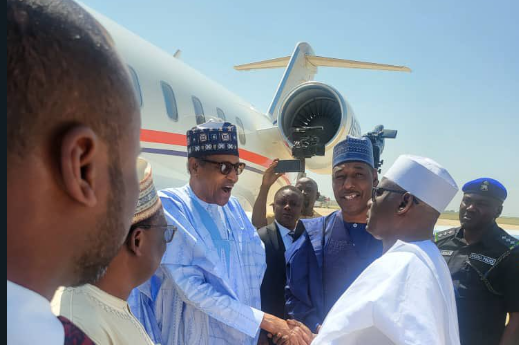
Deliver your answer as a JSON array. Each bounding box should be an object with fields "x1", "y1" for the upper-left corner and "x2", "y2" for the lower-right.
[{"x1": 140, "y1": 129, "x2": 274, "y2": 168}]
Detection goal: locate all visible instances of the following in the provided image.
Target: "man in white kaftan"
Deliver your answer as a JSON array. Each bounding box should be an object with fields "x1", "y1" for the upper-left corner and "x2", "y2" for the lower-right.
[
  {"x1": 313, "y1": 155, "x2": 461, "y2": 345},
  {"x1": 130, "y1": 121, "x2": 313, "y2": 345}
]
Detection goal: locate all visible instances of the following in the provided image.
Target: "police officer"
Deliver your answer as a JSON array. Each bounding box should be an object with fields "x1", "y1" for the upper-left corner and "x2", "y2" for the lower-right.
[{"x1": 435, "y1": 178, "x2": 519, "y2": 345}]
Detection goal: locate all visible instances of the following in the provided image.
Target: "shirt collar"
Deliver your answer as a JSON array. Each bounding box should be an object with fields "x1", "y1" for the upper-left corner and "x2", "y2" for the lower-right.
[{"x1": 275, "y1": 220, "x2": 295, "y2": 237}]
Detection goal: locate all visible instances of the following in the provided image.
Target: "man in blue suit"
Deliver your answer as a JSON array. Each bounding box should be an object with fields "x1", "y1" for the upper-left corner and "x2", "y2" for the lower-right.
[{"x1": 285, "y1": 135, "x2": 383, "y2": 332}]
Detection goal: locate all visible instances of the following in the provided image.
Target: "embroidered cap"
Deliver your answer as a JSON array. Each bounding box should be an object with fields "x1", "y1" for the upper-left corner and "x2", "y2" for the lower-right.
[
  {"x1": 187, "y1": 119, "x2": 239, "y2": 158},
  {"x1": 132, "y1": 158, "x2": 162, "y2": 225},
  {"x1": 333, "y1": 135, "x2": 374, "y2": 168},
  {"x1": 462, "y1": 178, "x2": 507, "y2": 202},
  {"x1": 384, "y1": 154, "x2": 459, "y2": 213}
]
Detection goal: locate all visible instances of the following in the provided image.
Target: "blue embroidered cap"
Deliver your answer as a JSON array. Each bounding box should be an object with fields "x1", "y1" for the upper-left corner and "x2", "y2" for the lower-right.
[
  {"x1": 187, "y1": 120, "x2": 239, "y2": 158},
  {"x1": 462, "y1": 178, "x2": 507, "y2": 202},
  {"x1": 333, "y1": 135, "x2": 374, "y2": 168}
]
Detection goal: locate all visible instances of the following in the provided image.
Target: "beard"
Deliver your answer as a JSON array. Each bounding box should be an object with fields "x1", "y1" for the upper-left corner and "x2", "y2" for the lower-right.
[{"x1": 70, "y1": 157, "x2": 128, "y2": 286}]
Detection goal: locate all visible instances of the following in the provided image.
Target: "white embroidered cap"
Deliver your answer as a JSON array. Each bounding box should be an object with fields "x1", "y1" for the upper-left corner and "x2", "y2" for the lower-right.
[{"x1": 384, "y1": 154, "x2": 458, "y2": 213}]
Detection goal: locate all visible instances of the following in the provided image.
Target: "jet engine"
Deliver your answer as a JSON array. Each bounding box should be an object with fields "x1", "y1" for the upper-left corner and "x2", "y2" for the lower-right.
[{"x1": 278, "y1": 81, "x2": 360, "y2": 173}]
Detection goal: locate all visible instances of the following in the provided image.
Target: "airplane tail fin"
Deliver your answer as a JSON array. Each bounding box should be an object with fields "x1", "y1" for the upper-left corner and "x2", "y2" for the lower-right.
[{"x1": 234, "y1": 42, "x2": 411, "y2": 122}]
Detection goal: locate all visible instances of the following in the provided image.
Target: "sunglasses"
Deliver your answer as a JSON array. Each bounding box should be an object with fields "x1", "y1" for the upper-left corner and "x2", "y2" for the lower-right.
[
  {"x1": 199, "y1": 158, "x2": 246, "y2": 175},
  {"x1": 371, "y1": 186, "x2": 419, "y2": 204},
  {"x1": 138, "y1": 224, "x2": 177, "y2": 243}
]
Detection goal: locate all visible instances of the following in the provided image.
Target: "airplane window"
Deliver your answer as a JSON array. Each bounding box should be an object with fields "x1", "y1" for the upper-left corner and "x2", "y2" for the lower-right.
[
  {"x1": 127, "y1": 65, "x2": 143, "y2": 107},
  {"x1": 160, "y1": 81, "x2": 178, "y2": 121},
  {"x1": 235, "y1": 117, "x2": 246, "y2": 145},
  {"x1": 216, "y1": 108, "x2": 226, "y2": 121},
  {"x1": 192, "y1": 96, "x2": 205, "y2": 125}
]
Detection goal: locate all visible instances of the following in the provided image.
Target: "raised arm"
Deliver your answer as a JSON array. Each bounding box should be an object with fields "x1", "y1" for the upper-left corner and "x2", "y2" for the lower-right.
[{"x1": 252, "y1": 159, "x2": 283, "y2": 228}]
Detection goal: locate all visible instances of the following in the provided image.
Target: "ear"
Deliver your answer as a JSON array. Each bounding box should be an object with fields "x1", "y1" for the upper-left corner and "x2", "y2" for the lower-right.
[
  {"x1": 60, "y1": 126, "x2": 100, "y2": 207},
  {"x1": 188, "y1": 157, "x2": 199, "y2": 176},
  {"x1": 316, "y1": 192, "x2": 320, "y2": 199},
  {"x1": 396, "y1": 193, "x2": 415, "y2": 215},
  {"x1": 128, "y1": 228, "x2": 144, "y2": 257}
]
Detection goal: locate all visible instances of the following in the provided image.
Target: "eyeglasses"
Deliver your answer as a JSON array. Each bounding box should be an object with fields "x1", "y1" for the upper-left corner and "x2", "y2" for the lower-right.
[
  {"x1": 139, "y1": 224, "x2": 177, "y2": 243},
  {"x1": 199, "y1": 158, "x2": 246, "y2": 176},
  {"x1": 371, "y1": 186, "x2": 419, "y2": 204}
]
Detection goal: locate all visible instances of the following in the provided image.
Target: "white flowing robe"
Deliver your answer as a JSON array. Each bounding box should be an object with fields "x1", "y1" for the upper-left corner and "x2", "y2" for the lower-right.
[
  {"x1": 313, "y1": 240, "x2": 460, "y2": 345},
  {"x1": 135, "y1": 185, "x2": 266, "y2": 345}
]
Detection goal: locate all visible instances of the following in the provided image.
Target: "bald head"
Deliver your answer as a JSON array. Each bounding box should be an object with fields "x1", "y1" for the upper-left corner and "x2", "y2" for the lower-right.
[{"x1": 295, "y1": 177, "x2": 320, "y2": 216}]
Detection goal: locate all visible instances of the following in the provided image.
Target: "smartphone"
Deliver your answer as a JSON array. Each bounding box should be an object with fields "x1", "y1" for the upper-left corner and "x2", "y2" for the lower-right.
[{"x1": 274, "y1": 159, "x2": 303, "y2": 173}]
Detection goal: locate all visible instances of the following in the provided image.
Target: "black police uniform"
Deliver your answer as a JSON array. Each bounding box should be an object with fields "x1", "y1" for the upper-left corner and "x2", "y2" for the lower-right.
[{"x1": 435, "y1": 223, "x2": 519, "y2": 345}]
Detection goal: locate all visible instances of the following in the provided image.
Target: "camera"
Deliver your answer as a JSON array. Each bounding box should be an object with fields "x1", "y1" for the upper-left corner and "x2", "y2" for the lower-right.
[
  {"x1": 363, "y1": 125, "x2": 397, "y2": 172},
  {"x1": 290, "y1": 126, "x2": 326, "y2": 159}
]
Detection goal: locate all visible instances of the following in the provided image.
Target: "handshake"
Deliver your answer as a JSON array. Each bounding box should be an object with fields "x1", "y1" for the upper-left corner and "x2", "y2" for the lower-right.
[{"x1": 259, "y1": 315, "x2": 316, "y2": 345}]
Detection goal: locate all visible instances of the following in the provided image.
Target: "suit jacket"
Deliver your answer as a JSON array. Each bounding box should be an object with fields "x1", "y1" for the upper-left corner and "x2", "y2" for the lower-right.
[{"x1": 258, "y1": 222, "x2": 304, "y2": 318}]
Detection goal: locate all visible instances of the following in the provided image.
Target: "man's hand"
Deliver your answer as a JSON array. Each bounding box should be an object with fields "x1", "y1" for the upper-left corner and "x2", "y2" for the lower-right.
[
  {"x1": 262, "y1": 159, "x2": 284, "y2": 188},
  {"x1": 267, "y1": 319, "x2": 315, "y2": 345}
]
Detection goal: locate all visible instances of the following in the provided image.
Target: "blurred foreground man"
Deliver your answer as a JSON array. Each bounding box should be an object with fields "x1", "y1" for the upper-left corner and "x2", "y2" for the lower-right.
[
  {"x1": 132, "y1": 121, "x2": 312, "y2": 345},
  {"x1": 7, "y1": 0, "x2": 141, "y2": 343},
  {"x1": 436, "y1": 178, "x2": 519, "y2": 345},
  {"x1": 314, "y1": 155, "x2": 461, "y2": 345}
]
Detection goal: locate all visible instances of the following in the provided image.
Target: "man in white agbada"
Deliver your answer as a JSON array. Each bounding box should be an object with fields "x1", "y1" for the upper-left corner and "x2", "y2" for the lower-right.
[
  {"x1": 130, "y1": 120, "x2": 312, "y2": 345},
  {"x1": 313, "y1": 155, "x2": 461, "y2": 345}
]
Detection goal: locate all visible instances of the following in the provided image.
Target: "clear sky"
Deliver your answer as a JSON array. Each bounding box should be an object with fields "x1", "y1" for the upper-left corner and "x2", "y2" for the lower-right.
[{"x1": 82, "y1": 0, "x2": 519, "y2": 216}]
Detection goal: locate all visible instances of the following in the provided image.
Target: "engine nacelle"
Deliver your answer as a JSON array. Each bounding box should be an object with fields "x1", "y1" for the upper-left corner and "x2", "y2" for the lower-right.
[{"x1": 278, "y1": 81, "x2": 360, "y2": 173}]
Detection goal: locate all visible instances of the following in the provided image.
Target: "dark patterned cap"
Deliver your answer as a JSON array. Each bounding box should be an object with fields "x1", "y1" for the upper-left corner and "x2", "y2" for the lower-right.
[
  {"x1": 462, "y1": 178, "x2": 507, "y2": 202},
  {"x1": 333, "y1": 135, "x2": 374, "y2": 168},
  {"x1": 187, "y1": 120, "x2": 239, "y2": 158}
]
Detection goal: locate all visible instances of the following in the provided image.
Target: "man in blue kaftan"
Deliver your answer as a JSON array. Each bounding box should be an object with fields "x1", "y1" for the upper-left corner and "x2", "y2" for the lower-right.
[
  {"x1": 130, "y1": 120, "x2": 312, "y2": 345},
  {"x1": 285, "y1": 135, "x2": 383, "y2": 332}
]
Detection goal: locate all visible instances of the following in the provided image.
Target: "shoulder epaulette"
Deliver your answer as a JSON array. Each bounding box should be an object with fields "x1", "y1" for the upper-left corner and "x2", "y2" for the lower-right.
[
  {"x1": 434, "y1": 228, "x2": 457, "y2": 242},
  {"x1": 497, "y1": 232, "x2": 519, "y2": 250}
]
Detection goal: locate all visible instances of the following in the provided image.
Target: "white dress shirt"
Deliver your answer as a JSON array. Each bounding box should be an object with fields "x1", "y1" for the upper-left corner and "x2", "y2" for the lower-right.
[
  {"x1": 7, "y1": 280, "x2": 64, "y2": 345},
  {"x1": 275, "y1": 220, "x2": 296, "y2": 251}
]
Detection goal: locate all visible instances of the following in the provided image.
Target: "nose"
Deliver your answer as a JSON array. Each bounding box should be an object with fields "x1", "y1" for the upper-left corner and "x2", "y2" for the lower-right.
[
  {"x1": 342, "y1": 177, "x2": 354, "y2": 190},
  {"x1": 226, "y1": 167, "x2": 239, "y2": 183},
  {"x1": 284, "y1": 203, "x2": 291, "y2": 211}
]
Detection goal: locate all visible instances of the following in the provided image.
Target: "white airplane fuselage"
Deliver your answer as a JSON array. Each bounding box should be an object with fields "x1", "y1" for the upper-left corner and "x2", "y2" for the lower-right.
[
  {"x1": 85, "y1": 5, "x2": 411, "y2": 211},
  {"x1": 90, "y1": 10, "x2": 298, "y2": 210}
]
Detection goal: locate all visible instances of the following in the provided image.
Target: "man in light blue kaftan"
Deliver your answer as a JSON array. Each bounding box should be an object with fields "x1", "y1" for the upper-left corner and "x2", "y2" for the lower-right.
[{"x1": 130, "y1": 120, "x2": 313, "y2": 345}]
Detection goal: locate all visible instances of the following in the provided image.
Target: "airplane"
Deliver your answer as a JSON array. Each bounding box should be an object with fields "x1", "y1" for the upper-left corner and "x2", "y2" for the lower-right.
[{"x1": 82, "y1": 3, "x2": 411, "y2": 211}]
